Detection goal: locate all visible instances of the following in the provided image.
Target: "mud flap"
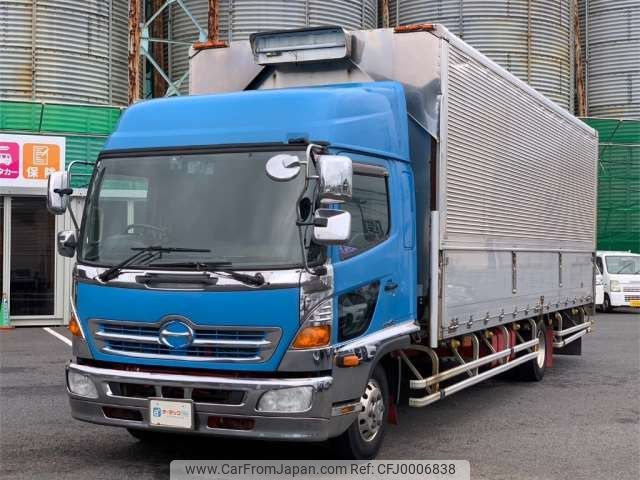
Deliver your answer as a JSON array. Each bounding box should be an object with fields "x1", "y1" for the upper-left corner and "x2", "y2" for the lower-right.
[
  {"x1": 545, "y1": 326, "x2": 554, "y2": 367},
  {"x1": 554, "y1": 337, "x2": 582, "y2": 356},
  {"x1": 388, "y1": 396, "x2": 398, "y2": 425}
]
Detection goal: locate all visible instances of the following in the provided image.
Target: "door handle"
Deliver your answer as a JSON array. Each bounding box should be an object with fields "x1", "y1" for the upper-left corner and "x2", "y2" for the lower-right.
[{"x1": 384, "y1": 281, "x2": 399, "y2": 293}]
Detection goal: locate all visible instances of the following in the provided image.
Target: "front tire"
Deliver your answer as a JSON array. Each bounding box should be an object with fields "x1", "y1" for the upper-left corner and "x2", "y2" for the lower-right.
[
  {"x1": 332, "y1": 364, "x2": 389, "y2": 459},
  {"x1": 603, "y1": 294, "x2": 614, "y2": 313}
]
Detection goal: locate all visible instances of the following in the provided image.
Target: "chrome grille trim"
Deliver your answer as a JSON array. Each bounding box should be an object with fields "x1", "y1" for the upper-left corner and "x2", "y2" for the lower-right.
[
  {"x1": 101, "y1": 347, "x2": 262, "y2": 363},
  {"x1": 94, "y1": 330, "x2": 271, "y2": 348},
  {"x1": 89, "y1": 318, "x2": 281, "y2": 363}
]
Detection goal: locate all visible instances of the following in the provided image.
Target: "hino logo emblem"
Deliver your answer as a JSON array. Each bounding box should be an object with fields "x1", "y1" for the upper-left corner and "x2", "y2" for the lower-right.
[{"x1": 159, "y1": 318, "x2": 194, "y2": 349}]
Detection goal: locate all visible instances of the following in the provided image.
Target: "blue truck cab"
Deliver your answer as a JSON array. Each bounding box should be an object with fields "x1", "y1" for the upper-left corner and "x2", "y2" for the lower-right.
[
  {"x1": 48, "y1": 26, "x2": 597, "y2": 459},
  {"x1": 53, "y1": 81, "x2": 418, "y2": 458}
]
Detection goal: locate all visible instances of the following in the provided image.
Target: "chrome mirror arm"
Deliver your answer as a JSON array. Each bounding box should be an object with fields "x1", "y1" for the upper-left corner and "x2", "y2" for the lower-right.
[
  {"x1": 296, "y1": 143, "x2": 325, "y2": 276},
  {"x1": 68, "y1": 198, "x2": 80, "y2": 233},
  {"x1": 64, "y1": 160, "x2": 95, "y2": 236}
]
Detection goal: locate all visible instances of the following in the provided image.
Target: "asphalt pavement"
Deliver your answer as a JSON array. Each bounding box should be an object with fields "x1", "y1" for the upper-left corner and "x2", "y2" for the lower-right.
[{"x1": 1, "y1": 310, "x2": 638, "y2": 480}]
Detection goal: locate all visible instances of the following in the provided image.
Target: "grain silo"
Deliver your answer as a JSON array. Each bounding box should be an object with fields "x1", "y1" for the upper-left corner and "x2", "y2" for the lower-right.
[
  {"x1": 0, "y1": 0, "x2": 129, "y2": 106},
  {"x1": 167, "y1": 0, "x2": 379, "y2": 94},
  {"x1": 581, "y1": 0, "x2": 640, "y2": 119},
  {"x1": 383, "y1": 0, "x2": 575, "y2": 111}
]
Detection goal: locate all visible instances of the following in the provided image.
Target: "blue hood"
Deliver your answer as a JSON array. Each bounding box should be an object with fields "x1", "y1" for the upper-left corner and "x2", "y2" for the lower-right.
[{"x1": 76, "y1": 283, "x2": 300, "y2": 372}]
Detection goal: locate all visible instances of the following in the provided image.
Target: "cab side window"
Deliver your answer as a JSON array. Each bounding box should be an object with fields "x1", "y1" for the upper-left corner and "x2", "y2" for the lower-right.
[
  {"x1": 596, "y1": 257, "x2": 604, "y2": 274},
  {"x1": 339, "y1": 170, "x2": 390, "y2": 259}
]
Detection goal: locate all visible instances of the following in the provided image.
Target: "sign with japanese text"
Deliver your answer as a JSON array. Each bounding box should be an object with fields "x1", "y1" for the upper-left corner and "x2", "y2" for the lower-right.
[{"x1": 0, "y1": 134, "x2": 65, "y2": 189}]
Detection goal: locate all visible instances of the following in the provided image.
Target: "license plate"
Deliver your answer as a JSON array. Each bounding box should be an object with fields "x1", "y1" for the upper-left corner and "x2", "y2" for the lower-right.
[
  {"x1": 149, "y1": 399, "x2": 193, "y2": 429},
  {"x1": 630, "y1": 300, "x2": 640, "y2": 308}
]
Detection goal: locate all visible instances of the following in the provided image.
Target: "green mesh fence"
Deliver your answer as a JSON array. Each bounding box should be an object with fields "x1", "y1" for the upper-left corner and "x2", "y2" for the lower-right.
[
  {"x1": 583, "y1": 118, "x2": 640, "y2": 254},
  {"x1": 0, "y1": 100, "x2": 123, "y2": 189}
]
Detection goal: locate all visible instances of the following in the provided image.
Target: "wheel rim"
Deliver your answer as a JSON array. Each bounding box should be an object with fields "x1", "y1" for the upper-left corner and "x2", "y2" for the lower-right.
[
  {"x1": 536, "y1": 329, "x2": 546, "y2": 368},
  {"x1": 357, "y1": 378, "x2": 385, "y2": 442}
]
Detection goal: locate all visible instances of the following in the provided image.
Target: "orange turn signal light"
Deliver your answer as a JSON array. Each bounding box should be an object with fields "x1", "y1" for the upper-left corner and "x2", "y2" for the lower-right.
[
  {"x1": 292, "y1": 325, "x2": 331, "y2": 349},
  {"x1": 336, "y1": 354, "x2": 360, "y2": 368},
  {"x1": 68, "y1": 314, "x2": 82, "y2": 338}
]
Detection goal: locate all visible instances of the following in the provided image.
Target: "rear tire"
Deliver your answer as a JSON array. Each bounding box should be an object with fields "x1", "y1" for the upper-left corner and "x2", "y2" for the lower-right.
[
  {"x1": 332, "y1": 364, "x2": 389, "y2": 459},
  {"x1": 511, "y1": 323, "x2": 547, "y2": 382}
]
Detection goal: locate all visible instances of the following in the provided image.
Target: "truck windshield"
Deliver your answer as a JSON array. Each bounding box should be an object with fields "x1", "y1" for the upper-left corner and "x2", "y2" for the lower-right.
[
  {"x1": 79, "y1": 150, "x2": 322, "y2": 270},
  {"x1": 605, "y1": 256, "x2": 640, "y2": 275}
]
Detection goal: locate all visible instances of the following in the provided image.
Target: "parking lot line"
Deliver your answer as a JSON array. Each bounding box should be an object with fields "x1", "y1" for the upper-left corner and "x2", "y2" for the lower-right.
[{"x1": 43, "y1": 327, "x2": 72, "y2": 346}]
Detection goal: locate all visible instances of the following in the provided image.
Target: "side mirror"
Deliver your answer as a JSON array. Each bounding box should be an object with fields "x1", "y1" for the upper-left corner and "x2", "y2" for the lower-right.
[
  {"x1": 57, "y1": 230, "x2": 77, "y2": 258},
  {"x1": 312, "y1": 209, "x2": 351, "y2": 245},
  {"x1": 47, "y1": 171, "x2": 71, "y2": 215},
  {"x1": 317, "y1": 155, "x2": 352, "y2": 203}
]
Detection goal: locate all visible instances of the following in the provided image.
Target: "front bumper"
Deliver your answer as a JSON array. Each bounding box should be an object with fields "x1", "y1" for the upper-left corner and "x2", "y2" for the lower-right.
[
  {"x1": 609, "y1": 291, "x2": 640, "y2": 307},
  {"x1": 66, "y1": 363, "x2": 356, "y2": 441}
]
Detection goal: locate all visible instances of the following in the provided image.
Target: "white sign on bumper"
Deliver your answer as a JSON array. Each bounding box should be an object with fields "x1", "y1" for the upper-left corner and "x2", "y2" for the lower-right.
[{"x1": 149, "y1": 399, "x2": 193, "y2": 429}]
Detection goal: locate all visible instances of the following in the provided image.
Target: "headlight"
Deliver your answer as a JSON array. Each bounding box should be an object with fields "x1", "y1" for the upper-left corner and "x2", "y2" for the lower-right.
[
  {"x1": 257, "y1": 386, "x2": 313, "y2": 413},
  {"x1": 67, "y1": 370, "x2": 99, "y2": 398},
  {"x1": 610, "y1": 280, "x2": 621, "y2": 292}
]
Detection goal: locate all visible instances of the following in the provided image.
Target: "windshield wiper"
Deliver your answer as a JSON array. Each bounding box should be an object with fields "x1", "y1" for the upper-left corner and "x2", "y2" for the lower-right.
[
  {"x1": 219, "y1": 269, "x2": 266, "y2": 286},
  {"x1": 149, "y1": 261, "x2": 232, "y2": 269},
  {"x1": 98, "y1": 246, "x2": 212, "y2": 282},
  {"x1": 149, "y1": 261, "x2": 265, "y2": 286}
]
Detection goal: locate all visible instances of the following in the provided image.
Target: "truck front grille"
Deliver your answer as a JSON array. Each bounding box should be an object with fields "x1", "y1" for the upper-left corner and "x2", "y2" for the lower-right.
[
  {"x1": 89, "y1": 319, "x2": 281, "y2": 363},
  {"x1": 624, "y1": 295, "x2": 640, "y2": 302},
  {"x1": 623, "y1": 286, "x2": 640, "y2": 293}
]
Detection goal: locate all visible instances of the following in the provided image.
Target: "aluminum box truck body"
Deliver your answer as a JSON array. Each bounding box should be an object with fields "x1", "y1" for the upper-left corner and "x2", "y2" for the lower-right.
[{"x1": 49, "y1": 25, "x2": 598, "y2": 458}]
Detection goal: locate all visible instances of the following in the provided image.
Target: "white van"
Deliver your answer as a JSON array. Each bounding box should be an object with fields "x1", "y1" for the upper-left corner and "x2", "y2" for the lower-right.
[{"x1": 595, "y1": 251, "x2": 640, "y2": 311}]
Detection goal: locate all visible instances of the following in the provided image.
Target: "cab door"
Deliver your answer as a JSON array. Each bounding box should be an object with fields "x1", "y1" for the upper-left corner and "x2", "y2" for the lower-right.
[{"x1": 331, "y1": 158, "x2": 416, "y2": 346}]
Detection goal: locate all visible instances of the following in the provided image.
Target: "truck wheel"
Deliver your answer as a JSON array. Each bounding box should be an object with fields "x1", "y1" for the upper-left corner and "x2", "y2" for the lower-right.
[
  {"x1": 511, "y1": 323, "x2": 547, "y2": 382},
  {"x1": 127, "y1": 428, "x2": 172, "y2": 443},
  {"x1": 603, "y1": 294, "x2": 614, "y2": 313},
  {"x1": 332, "y1": 364, "x2": 389, "y2": 459}
]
